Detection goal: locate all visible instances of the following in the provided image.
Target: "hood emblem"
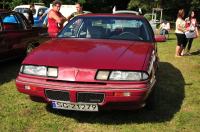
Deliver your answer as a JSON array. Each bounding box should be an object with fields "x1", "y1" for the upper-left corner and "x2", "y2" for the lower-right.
[{"x1": 74, "y1": 69, "x2": 79, "y2": 78}]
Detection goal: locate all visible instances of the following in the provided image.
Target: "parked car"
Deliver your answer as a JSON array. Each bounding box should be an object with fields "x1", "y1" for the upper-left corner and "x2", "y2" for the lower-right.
[
  {"x1": 16, "y1": 13, "x2": 159, "y2": 112},
  {"x1": 0, "y1": 9, "x2": 48, "y2": 62},
  {"x1": 13, "y1": 4, "x2": 48, "y2": 27}
]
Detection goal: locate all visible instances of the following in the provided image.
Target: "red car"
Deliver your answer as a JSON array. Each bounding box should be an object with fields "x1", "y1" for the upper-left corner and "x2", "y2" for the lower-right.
[
  {"x1": 16, "y1": 14, "x2": 159, "y2": 111},
  {"x1": 0, "y1": 9, "x2": 47, "y2": 62}
]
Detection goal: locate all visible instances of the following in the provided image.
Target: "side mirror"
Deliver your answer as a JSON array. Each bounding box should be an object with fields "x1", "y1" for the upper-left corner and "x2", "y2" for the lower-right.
[{"x1": 154, "y1": 35, "x2": 166, "y2": 42}]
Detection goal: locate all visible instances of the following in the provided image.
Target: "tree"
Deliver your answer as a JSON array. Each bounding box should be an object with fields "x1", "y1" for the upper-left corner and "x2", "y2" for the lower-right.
[
  {"x1": 128, "y1": 0, "x2": 200, "y2": 21},
  {"x1": 128, "y1": 0, "x2": 156, "y2": 12},
  {"x1": 0, "y1": 0, "x2": 10, "y2": 9},
  {"x1": 10, "y1": 0, "x2": 23, "y2": 9}
]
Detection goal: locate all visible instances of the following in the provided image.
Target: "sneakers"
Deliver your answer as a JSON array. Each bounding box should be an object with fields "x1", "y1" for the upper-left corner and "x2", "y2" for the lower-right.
[
  {"x1": 181, "y1": 51, "x2": 184, "y2": 56},
  {"x1": 185, "y1": 52, "x2": 191, "y2": 56},
  {"x1": 184, "y1": 51, "x2": 191, "y2": 56},
  {"x1": 181, "y1": 49, "x2": 185, "y2": 56}
]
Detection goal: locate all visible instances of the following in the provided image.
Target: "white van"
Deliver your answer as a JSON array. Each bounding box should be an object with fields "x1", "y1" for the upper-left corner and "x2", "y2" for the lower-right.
[{"x1": 13, "y1": 4, "x2": 48, "y2": 27}]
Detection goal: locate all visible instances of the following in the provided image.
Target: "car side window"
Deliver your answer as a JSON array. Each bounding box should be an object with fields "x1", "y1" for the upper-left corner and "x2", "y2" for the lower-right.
[
  {"x1": 16, "y1": 13, "x2": 31, "y2": 30},
  {"x1": 2, "y1": 13, "x2": 23, "y2": 31},
  {"x1": 38, "y1": 8, "x2": 46, "y2": 17},
  {"x1": 3, "y1": 14, "x2": 18, "y2": 23}
]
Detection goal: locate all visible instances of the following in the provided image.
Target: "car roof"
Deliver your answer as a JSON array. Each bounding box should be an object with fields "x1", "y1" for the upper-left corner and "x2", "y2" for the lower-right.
[
  {"x1": 14, "y1": 5, "x2": 47, "y2": 9},
  {"x1": 78, "y1": 13, "x2": 144, "y2": 19}
]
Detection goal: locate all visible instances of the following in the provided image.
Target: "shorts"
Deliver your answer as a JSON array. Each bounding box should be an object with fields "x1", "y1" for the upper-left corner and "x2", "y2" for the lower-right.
[
  {"x1": 175, "y1": 33, "x2": 187, "y2": 48},
  {"x1": 48, "y1": 32, "x2": 58, "y2": 38}
]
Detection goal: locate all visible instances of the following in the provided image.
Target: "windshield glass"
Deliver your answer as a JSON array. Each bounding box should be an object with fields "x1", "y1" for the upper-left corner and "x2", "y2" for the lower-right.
[{"x1": 58, "y1": 17, "x2": 151, "y2": 41}]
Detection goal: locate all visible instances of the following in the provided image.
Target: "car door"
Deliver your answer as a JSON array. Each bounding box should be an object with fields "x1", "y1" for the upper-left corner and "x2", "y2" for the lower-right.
[
  {"x1": 15, "y1": 12, "x2": 41, "y2": 54},
  {"x1": 4, "y1": 12, "x2": 39, "y2": 57},
  {"x1": 0, "y1": 18, "x2": 9, "y2": 61}
]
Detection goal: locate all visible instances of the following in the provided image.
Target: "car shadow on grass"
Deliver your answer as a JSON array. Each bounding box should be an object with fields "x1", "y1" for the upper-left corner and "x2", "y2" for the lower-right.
[
  {"x1": 0, "y1": 59, "x2": 22, "y2": 85},
  {"x1": 46, "y1": 62, "x2": 185, "y2": 124}
]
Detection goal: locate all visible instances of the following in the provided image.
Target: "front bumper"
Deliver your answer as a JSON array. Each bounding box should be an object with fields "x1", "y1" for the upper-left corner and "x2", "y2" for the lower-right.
[{"x1": 16, "y1": 75, "x2": 156, "y2": 110}]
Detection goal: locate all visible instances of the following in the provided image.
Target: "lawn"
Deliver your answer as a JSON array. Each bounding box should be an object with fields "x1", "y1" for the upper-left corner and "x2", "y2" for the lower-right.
[{"x1": 0, "y1": 34, "x2": 200, "y2": 132}]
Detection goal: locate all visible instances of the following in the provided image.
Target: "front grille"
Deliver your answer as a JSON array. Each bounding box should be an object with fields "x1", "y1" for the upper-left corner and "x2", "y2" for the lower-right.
[
  {"x1": 45, "y1": 89, "x2": 69, "y2": 101},
  {"x1": 77, "y1": 92, "x2": 104, "y2": 103}
]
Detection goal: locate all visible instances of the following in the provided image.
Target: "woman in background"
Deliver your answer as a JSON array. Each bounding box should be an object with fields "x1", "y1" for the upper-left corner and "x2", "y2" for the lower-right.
[
  {"x1": 175, "y1": 9, "x2": 187, "y2": 57},
  {"x1": 184, "y1": 11, "x2": 199, "y2": 55}
]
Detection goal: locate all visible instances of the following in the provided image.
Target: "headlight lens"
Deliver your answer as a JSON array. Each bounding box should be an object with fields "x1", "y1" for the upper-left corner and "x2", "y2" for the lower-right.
[
  {"x1": 96, "y1": 70, "x2": 149, "y2": 81},
  {"x1": 110, "y1": 71, "x2": 142, "y2": 81},
  {"x1": 23, "y1": 65, "x2": 47, "y2": 76},
  {"x1": 47, "y1": 67, "x2": 58, "y2": 77},
  {"x1": 21, "y1": 65, "x2": 58, "y2": 77}
]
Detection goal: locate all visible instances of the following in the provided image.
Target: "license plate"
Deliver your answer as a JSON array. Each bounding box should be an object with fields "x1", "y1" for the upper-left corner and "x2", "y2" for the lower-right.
[{"x1": 52, "y1": 100, "x2": 98, "y2": 112}]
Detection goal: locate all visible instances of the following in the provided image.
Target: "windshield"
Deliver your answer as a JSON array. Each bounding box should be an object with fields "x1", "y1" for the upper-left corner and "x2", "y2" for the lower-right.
[{"x1": 58, "y1": 17, "x2": 151, "y2": 41}]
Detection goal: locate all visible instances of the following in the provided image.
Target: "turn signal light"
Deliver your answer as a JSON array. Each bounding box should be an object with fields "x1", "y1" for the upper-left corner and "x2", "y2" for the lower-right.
[
  {"x1": 24, "y1": 85, "x2": 31, "y2": 90},
  {"x1": 114, "y1": 92, "x2": 131, "y2": 97},
  {"x1": 24, "y1": 85, "x2": 37, "y2": 91}
]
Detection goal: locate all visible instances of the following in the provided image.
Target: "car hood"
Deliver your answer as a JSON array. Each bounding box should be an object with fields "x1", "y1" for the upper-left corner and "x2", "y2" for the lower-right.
[{"x1": 24, "y1": 38, "x2": 153, "y2": 70}]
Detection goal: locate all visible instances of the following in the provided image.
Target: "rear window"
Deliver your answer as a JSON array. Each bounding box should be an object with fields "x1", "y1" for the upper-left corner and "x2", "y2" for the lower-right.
[
  {"x1": 1, "y1": 13, "x2": 24, "y2": 31},
  {"x1": 3, "y1": 14, "x2": 19, "y2": 23}
]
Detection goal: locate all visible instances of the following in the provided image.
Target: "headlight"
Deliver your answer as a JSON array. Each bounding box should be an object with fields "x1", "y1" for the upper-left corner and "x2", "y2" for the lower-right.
[
  {"x1": 23, "y1": 65, "x2": 47, "y2": 76},
  {"x1": 110, "y1": 71, "x2": 148, "y2": 81},
  {"x1": 96, "y1": 70, "x2": 149, "y2": 81},
  {"x1": 47, "y1": 67, "x2": 58, "y2": 77},
  {"x1": 21, "y1": 65, "x2": 58, "y2": 77},
  {"x1": 96, "y1": 70, "x2": 110, "y2": 80}
]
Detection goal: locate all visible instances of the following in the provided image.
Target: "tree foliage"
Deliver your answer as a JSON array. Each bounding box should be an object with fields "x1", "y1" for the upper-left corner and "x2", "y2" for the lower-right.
[{"x1": 128, "y1": 0, "x2": 200, "y2": 21}]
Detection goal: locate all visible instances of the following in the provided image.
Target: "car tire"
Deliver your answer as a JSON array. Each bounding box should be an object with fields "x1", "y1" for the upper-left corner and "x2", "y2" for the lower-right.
[{"x1": 145, "y1": 87, "x2": 156, "y2": 110}]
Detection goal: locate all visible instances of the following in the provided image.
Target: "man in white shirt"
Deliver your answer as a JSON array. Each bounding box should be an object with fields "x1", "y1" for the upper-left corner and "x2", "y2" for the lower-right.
[{"x1": 159, "y1": 20, "x2": 170, "y2": 35}]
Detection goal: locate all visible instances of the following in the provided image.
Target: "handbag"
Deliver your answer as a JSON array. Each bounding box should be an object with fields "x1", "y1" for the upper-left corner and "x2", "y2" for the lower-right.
[{"x1": 185, "y1": 30, "x2": 196, "y2": 38}]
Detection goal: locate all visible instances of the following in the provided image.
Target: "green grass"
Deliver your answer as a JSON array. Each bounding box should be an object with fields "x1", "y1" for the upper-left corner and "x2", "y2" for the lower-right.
[{"x1": 0, "y1": 34, "x2": 200, "y2": 132}]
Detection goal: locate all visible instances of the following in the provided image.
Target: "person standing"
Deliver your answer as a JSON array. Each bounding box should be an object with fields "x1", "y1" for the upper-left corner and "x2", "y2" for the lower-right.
[
  {"x1": 48, "y1": 0, "x2": 67, "y2": 37},
  {"x1": 67, "y1": 2, "x2": 84, "y2": 20},
  {"x1": 175, "y1": 9, "x2": 187, "y2": 57},
  {"x1": 28, "y1": 3, "x2": 35, "y2": 25},
  {"x1": 184, "y1": 11, "x2": 199, "y2": 55}
]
